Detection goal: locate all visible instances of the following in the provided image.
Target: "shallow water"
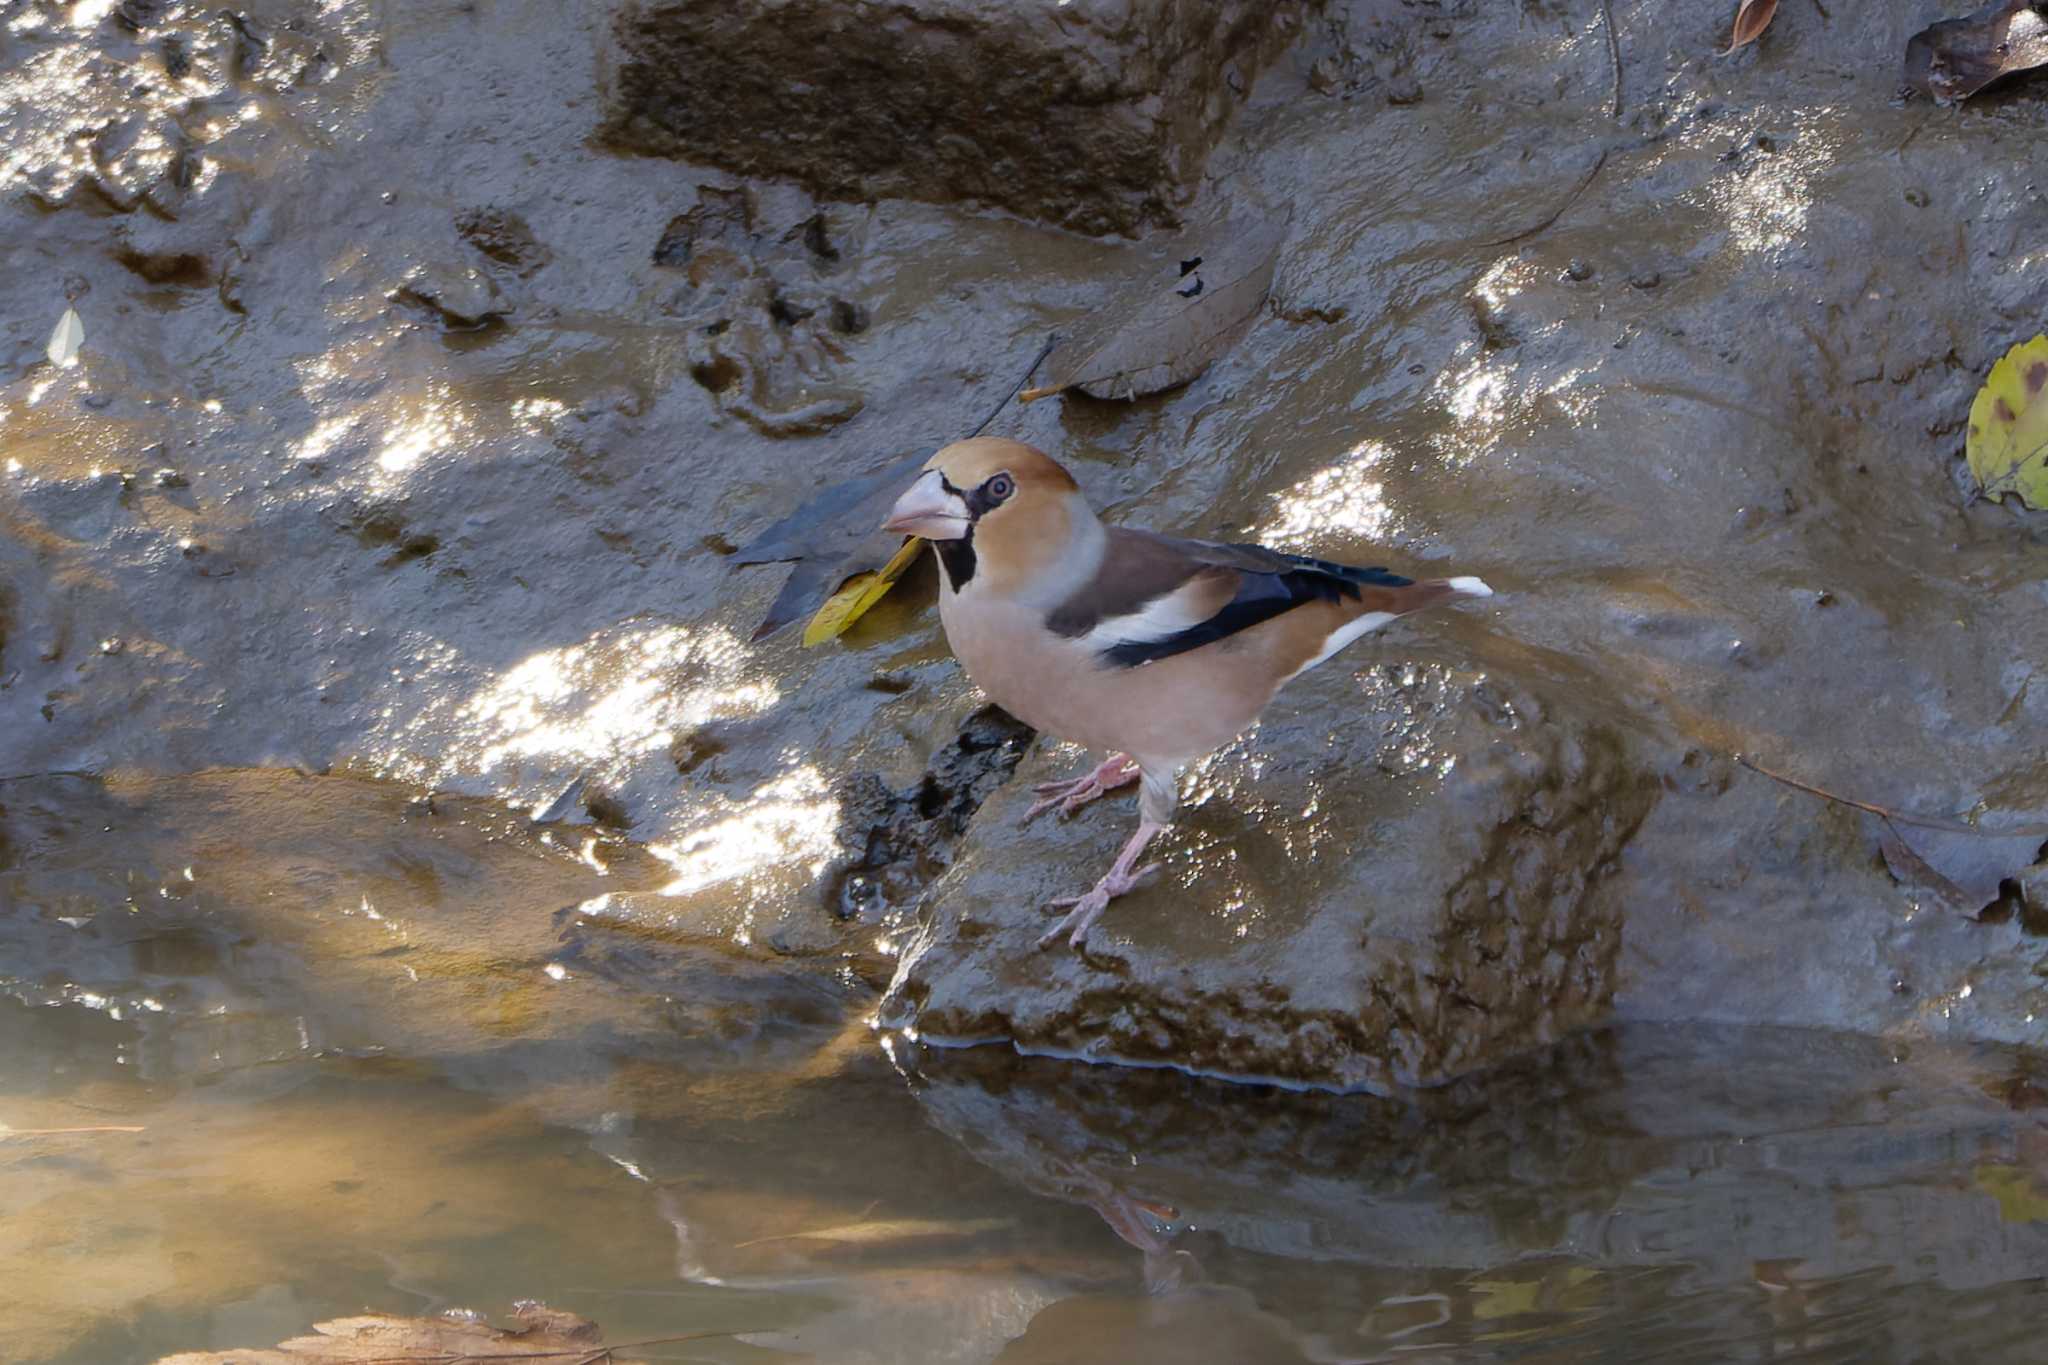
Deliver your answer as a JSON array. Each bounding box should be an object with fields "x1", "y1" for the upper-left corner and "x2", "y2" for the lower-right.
[{"x1": 8, "y1": 770, "x2": 2048, "y2": 1364}]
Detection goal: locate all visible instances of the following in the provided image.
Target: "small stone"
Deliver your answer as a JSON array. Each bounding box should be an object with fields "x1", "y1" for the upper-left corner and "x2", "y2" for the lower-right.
[
  {"x1": 1386, "y1": 74, "x2": 1424, "y2": 106},
  {"x1": 99, "y1": 637, "x2": 125, "y2": 656},
  {"x1": 393, "y1": 261, "x2": 512, "y2": 330},
  {"x1": 1308, "y1": 55, "x2": 1342, "y2": 95},
  {"x1": 1905, "y1": 187, "x2": 1931, "y2": 208},
  {"x1": 1566, "y1": 258, "x2": 1594, "y2": 281},
  {"x1": 1628, "y1": 270, "x2": 1662, "y2": 290},
  {"x1": 155, "y1": 468, "x2": 188, "y2": 488}
]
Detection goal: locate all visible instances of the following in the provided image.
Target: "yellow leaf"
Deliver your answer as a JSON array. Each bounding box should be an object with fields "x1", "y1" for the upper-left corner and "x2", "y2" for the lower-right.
[
  {"x1": 1974, "y1": 1163, "x2": 2048, "y2": 1223},
  {"x1": 801, "y1": 536, "x2": 926, "y2": 647},
  {"x1": 1966, "y1": 334, "x2": 2048, "y2": 510},
  {"x1": 1469, "y1": 1277, "x2": 1543, "y2": 1321}
]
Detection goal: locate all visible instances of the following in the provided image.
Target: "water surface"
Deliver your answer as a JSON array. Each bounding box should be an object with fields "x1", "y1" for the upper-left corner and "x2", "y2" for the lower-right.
[{"x1": 7, "y1": 771, "x2": 2048, "y2": 1363}]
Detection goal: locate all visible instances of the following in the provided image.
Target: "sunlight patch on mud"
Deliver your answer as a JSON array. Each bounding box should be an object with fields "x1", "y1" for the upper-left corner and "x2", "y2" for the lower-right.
[
  {"x1": 371, "y1": 623, "x2": 777, "y2": 800},
  {"x1": 649, "y1": 766, "x2": 841, "y2": 941},
  {"x1": 1690, "y1": 113, "x2": 1829, "y2": 257},
  {"x1": 1255, "y1": 439, "x2": 1396, "y2": 548}
]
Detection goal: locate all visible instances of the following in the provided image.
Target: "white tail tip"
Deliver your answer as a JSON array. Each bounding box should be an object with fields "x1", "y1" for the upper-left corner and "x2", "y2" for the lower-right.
[{"x1": 1446, "y1": 575, "x2": 1494, "y2": 598}]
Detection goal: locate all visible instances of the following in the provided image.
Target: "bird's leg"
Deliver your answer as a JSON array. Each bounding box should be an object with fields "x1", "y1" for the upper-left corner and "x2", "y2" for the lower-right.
[
  {"x1": 1021, "y1": 751, "x2": 1140, "y2": 825},
  {"x1": 1037, "y1": 817, "x2": 1166, "y2": 951}
]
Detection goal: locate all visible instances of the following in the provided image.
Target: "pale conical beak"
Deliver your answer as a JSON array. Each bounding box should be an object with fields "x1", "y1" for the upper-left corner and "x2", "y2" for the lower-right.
[{"x1": 882, "y1": 470, "x2": 971, "y2": 539}]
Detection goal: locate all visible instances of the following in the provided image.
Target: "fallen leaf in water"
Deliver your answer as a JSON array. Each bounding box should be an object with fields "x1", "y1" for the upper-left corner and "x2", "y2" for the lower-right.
[
  {"x1": 1021, "y1": 215, "x2": 1286, "y2": 403},
  {"x1": 46, "y1": 307, "x2": 84, "y2": 368},
  {"x1": 1966, "y1": 334, "x2": 2048, "y2": 510},
  {"x1": 803, "y1": 534, "x2": 925, "y2": 646},
  {"x1": 1723, "y1": 0, "x2": 1778, "y2": 53},
  {"x1": 1906, "y1": 0, "x2": 2048, "y2": 105},
  {"x1": 735, "y1": 1216, "x2": 1014, "y2": 1250},
  {"x1": 154, "y1": 1304, "x2": 732, "y2": 1363}
]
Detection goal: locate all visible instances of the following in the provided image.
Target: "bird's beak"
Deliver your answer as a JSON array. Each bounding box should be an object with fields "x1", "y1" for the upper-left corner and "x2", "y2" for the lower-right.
[{"x1": 882, "y1": 470, "x2": 971, "y2": 540}]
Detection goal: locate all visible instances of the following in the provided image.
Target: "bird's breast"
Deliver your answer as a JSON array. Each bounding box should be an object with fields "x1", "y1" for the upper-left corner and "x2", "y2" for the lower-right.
[{"x1": 935, "y1": 589, "x2": 1277, "y2": 765}]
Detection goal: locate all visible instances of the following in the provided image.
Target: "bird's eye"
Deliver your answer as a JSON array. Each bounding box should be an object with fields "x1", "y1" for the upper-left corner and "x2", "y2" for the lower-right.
[{"x1": 986, "y1": 473, "x2": 1015, "y2": 502}]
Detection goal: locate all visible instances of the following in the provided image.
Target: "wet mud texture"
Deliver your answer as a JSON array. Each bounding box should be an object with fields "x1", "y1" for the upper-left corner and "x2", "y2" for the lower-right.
[
  {"x1": 2, "y1": 0, "x2": 2048, "y2": 1092},
  {"x1": 599, "y1": 0, "x2": 1319, "y2": 236}
]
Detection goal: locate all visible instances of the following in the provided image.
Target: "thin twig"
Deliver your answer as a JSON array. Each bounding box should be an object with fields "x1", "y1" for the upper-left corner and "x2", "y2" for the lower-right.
[
  {"x1": 967, "y1": 334, "x2": 1057, "y2": 435},
  {"x1": 1735, "y1": 754, "x2": 2048, "y2": 838},
  {"x1": 1481, "y1": 149, "x2": 1609, "y2": 246},
  {"x1": 1, "y1": 1125, "x2": 146, "y2": 1137},
  {"x1": 1600, "y1": 0, "x2": 1623, "y2": 120}
]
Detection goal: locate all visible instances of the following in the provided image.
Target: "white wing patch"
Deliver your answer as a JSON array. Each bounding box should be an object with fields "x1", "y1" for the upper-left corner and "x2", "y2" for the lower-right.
[
  {"x1": 1286, "y1": 611, "x2": 1396, "y2": 681},
  {"x1": 1078, "y1": 577, "x2": 1220, "y2": 653}
]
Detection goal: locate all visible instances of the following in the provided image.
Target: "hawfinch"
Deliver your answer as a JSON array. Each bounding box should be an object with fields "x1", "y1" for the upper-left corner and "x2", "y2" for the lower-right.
[{"x1": 882, "y1": 438, "x2": 1494, "y2": 950}]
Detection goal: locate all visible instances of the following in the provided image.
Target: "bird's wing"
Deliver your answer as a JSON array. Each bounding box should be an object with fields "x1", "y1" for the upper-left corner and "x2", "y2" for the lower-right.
[{"x1": 1045, "y1": 527, "x2": 1419, "y2": 668}]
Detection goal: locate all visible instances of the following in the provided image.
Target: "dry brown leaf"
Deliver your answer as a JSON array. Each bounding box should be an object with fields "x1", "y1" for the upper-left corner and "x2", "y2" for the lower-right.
[
  {"x1": 1906, "y1": 0, "x2": 2048, "y2": 105},
  {"x1": 735, "y1": 1216, "x2": 1014, "y2": 1250},
  {"x1": 1723, "y1": 0, "x2": 1779, "y2": 54},
  {"x1": 1021, "y1": 214, "x2": 1286, "y2": 403},
  {"x1": 152, "y1": 1303, "x2": 727, "y2": 1363}
]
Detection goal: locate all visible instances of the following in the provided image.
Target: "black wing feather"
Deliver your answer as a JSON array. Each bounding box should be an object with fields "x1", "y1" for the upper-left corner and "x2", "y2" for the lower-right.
[{"x1": 1046, "y1": 528, "x2": 1408, "y2": 668}]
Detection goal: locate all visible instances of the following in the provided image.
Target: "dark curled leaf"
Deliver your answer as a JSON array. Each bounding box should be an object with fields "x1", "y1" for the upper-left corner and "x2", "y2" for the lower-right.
[
  {"x1": 1020, "y1": 214, "x2": 1287, "y2": 404},
  {"x1": 1905, "y1": 0, "x2": 2048, "y2": 106},
  {"x1": 735, "y1": 336, "x2": 1054, "y2": 640},
  {"x1": 1724, "y1": 0, "x2": 1779, "y2": 54}
]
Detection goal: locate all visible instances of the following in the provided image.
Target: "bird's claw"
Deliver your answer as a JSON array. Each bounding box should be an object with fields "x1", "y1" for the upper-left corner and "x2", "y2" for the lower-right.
[
  {"x1": 1022, "y1": 776, "x2": 1101, "y2": 825},
  {"x1": 1036, "y1": 862, "x2": 1161, "y2": 951},
  {"x1": 1019, "y1": 754, "x2": 1139, "y2": 827}
]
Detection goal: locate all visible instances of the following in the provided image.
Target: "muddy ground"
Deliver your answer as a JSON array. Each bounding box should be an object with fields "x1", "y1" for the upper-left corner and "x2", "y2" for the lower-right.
[{"x1": 5, "y1": 0, "x2": 2048, "y2": 1084}]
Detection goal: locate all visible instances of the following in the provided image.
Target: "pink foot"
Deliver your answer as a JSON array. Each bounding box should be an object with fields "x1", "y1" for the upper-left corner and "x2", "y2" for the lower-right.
[
  {"x1": 1037, "y1": 819, "x2": 1166, "y2": 951},
  {"x1": 1021, "y1": 752, "x2": 1139, "y2": 825}
]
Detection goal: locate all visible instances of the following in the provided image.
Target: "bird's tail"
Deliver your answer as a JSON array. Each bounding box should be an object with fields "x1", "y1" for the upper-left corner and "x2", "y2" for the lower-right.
[{"x1": 1385, "y1": 575, "x2": 1495, "y2": 615}]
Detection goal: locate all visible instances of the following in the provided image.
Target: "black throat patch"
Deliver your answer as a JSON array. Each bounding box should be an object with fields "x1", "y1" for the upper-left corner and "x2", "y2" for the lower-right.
[
  {"x1": 934, "y1": 535, "x2": 977, "y2": 590},
  {"x1": 932, "y1": 473, "x2": 979, "y2": 590}
]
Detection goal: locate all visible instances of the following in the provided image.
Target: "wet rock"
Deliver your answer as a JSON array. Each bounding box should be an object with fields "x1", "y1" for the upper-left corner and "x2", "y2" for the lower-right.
[
  {"x1": 454, "y1": 206, "x2": 552, "y2": 276},
  {"x1": 392, "y1": 260, "x2": 512, "y2": 330},
  {"x1": 598, "y1": 0, "x2": 1320, "y2": 236},
  {"x1": 883, "y1": 671, "x2": 1657, "y2": 1093},
  {"x1": 652, "y1": 185, "x2": 757, "y2": 269}
]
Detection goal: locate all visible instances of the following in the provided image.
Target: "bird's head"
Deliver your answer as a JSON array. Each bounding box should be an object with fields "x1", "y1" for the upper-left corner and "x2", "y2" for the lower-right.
[{"x1": 882, "y1": 438, "x2": 1092, "y2": 592}]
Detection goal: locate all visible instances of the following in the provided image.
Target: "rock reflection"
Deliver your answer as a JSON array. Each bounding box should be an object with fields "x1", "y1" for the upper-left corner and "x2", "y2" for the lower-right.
[{"x1": 902, "y1": 1026, "x2": 2048, "y2": 1361}]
